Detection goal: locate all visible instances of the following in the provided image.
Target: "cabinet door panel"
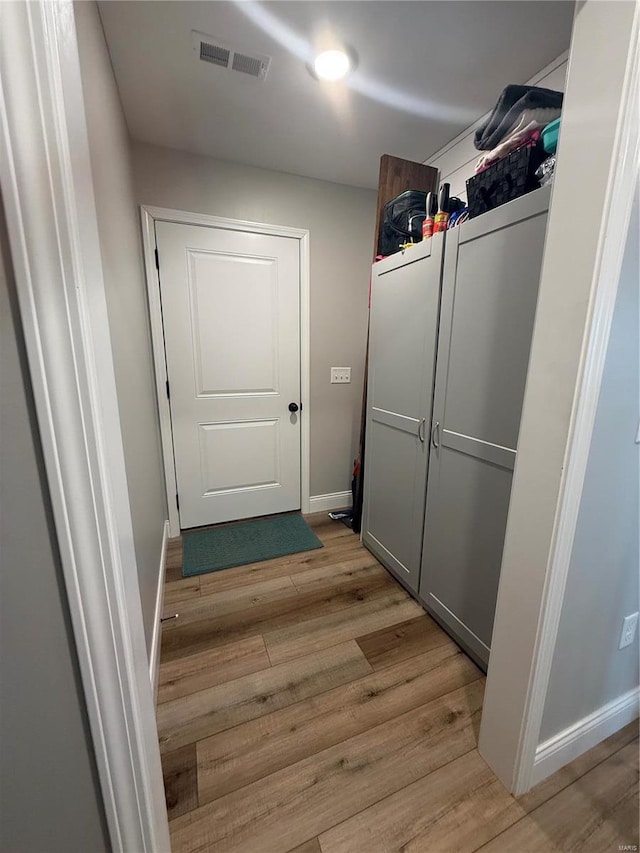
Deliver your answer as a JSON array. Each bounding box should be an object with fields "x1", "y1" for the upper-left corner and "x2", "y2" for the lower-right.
[
  {"x1": 363, "y1": 235, "x2": 444, "y2": 593},
  {"x1": 420, "y1": 188, "x2": 551, "y2": 666},
  {"x1": 421, "y1": 447, "x2": 513, "y2": 659},
  {"x1": 443, "y1": 214, "x2": 547, "y2": 449}
]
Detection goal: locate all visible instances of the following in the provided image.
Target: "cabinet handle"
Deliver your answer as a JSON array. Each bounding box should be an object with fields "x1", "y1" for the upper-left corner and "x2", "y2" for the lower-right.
[
  {"x1": 431, "y1": 421, "x2": 440, "y2": 448},
  {"x1": 418, "y1": 418, "x2": 426, "y2": 443}
]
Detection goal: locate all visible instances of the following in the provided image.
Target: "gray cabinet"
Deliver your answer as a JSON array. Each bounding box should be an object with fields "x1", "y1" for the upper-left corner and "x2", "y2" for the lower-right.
[
  {"x1": 362, "y1": 233, "x2": 444, "y2": 593},
  {"x1": 418, "y1": 187, "x2": 551, "y2": 667},
  {"x1": 363, "y1": 186, "x2": 551, "y2": 669}
]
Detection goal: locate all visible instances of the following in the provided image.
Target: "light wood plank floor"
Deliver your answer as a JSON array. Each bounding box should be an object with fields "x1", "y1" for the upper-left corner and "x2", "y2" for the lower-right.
[{"x1": 158, "y1": 513, "x2": 639, "y2": 852}]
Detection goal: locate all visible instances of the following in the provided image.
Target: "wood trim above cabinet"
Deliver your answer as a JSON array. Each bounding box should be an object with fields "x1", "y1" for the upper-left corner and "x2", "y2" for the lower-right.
[{"x1": 373, "y1": 155, "x2": 439, "y2": 259}]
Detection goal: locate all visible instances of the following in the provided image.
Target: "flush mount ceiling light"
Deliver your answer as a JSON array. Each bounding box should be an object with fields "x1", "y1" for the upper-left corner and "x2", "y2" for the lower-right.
[{"x1": 313, "y1": 49, "x2": 351, "y2": 81}]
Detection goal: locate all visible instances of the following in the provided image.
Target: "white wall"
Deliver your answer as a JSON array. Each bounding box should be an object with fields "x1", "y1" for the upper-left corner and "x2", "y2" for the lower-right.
[
  {"x1": 540, "y1": 185, "x2": 639, "y2": 740},
  {"x1": 131, "y1": 141, "x2": 377, "y2": 499},
  {"x1": 0, "y1": 198, "x2": 109, "y2": 853},
  {"x1": 75, "y1": 2, "x2": 167, "y2": 655},
  {"x1": 424, "y1": 52, "x2": 569, "y2": 202}
]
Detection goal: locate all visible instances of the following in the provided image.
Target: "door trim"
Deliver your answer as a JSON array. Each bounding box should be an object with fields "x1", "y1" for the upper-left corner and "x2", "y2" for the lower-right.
[{"x1": 141, "y1": 206, "x2": 311, "y2": 536}]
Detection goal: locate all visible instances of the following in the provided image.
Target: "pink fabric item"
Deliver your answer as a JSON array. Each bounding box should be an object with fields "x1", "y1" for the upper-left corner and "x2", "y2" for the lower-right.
[
  {"x1": 474, "y1": 106, "x2": 560, "y2": 173},
  {"x1": 475, "y1": 128, "x2": 542, "y2": 174}
]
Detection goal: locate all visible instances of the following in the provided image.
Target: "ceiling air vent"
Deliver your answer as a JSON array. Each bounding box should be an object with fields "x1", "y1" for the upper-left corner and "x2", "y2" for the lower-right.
[
  {"x1": 192, "y1": 31, "x2": 271, "y2": 81},
  {"x1": 200, "y1": 42, "x2": 230, "y2": 68}
]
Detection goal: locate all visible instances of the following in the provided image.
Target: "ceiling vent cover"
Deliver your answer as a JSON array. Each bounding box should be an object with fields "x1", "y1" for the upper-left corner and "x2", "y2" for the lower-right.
[
  {"x1": 193, "y1": 31, "x2": 271, "y2": 81},
  {"x1": 200, "y1": 42, "x2": 230, "y2": 68}
]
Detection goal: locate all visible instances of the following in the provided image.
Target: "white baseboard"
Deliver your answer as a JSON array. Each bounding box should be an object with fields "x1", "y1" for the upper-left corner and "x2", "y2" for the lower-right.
[
  {"x1": 308, "y1": 491, "x2": 353, "y2": 513},
  {"x1": 149, "y1": 520, "x2": 169, "y2": 701},
  {"x1": 531, "y1": 686, "x2": 640, "y2": 787}
]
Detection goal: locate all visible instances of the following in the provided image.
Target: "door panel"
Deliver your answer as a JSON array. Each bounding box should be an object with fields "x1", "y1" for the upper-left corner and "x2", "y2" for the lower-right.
[
  {"x1": 365, "y1": 421, "x2": 425, "y2": 578},
  {"x1": 187, "y1": 252, "x2": 280, "y2": 396},
  {"x1": 363, "y1": 235, "x2": 444, "y2": 593},
  {"x1": 197, "y1": 419, "x2": 280, "y2": 495},
  {"x1": 419, "y1": 188, "x2": 550, "y2": 666},
  {"x1": 442, "y1": 215, "x2": 547, "y2": 449},
  {"x1": 421, "y1": 447, "x2": 514, "y2": 660},
  {"x1": 156, "y1": 222, "x2": 300, "y2": 529}
]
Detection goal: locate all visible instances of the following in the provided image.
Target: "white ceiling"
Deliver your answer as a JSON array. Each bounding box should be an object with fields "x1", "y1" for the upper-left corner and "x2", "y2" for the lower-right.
[{"x1": 98, "y1": 1, "x2": 574, "y2": 189}]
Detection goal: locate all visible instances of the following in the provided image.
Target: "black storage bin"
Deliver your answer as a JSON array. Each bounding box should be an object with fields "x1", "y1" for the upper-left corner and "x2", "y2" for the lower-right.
[
  {"x1": 378, "y1": 190, "x2": 427, "y2": 256},
  {"x1": 466, "y1": 143, "x2": 546, "y2": 219}
]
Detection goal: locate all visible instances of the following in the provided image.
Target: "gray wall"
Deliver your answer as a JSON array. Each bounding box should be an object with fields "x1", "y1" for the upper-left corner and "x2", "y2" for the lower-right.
[
  {"x1": 0, "y1": 199, "x2": 109, "y2": 853},
  {"x1": 75, "y1": 2, "x2": 166, "y2": 654},
  {"x1": 130, "y1": 141, "x2": 377, "y2": 498},
  {"x1": 540, "y1": 186, "x2": 640, "y2": 740}
]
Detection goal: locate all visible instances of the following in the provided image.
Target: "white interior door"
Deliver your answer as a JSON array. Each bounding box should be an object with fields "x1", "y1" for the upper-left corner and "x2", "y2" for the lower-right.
[{"x1": 155, "y1": 222, "x2": 301, "y2": 529}]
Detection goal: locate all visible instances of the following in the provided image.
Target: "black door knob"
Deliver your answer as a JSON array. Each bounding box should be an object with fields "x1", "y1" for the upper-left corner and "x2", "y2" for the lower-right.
[{"x1": 288, "y1": 402, "x2": 299, "y2": 413}]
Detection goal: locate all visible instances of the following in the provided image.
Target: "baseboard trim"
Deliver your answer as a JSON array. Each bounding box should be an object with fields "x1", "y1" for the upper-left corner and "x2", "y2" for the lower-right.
[
  {"x1": 149, "y1": 520, "x2": 169, "y2": 701},
  {"x1": 308, "y1": 491, "x2": 353, "y2": 513},
  {"x1": 531, "y1": 686, "x2": 640, "y2": 787}
]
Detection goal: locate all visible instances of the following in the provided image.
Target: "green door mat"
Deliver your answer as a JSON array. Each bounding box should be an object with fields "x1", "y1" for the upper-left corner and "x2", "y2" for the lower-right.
[{"x1": 182, "y1": 513, "x2": 323, "y2": 578}]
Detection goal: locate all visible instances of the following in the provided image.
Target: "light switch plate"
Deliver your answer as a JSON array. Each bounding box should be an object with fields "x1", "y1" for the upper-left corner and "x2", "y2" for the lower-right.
[
  {"x1": 331, "y1": 367, "x2": 351, "y2": 384},
  {"x1": 619, "y1": 612, "x2": 639, "y2": 649}
]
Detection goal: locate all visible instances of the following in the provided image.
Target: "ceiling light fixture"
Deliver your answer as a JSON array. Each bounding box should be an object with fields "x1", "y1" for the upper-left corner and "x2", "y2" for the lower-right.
[{"x1": 313, "y1": 49, "x2": 351, "y2": 82}]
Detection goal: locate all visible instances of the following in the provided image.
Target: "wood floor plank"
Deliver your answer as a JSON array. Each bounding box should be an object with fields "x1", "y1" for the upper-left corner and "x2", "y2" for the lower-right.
[
  {"x1": 162, "y1": 743, "x2": 198, "y2": 821},
  {"x1": 157, "y1": 636, "x2": 271, "y2": 704},
  {"x1": 356, "y1": 614, "x2": 455, "y2": 670},
  {"x1": 157, "y1": 640, "x2": 372, "y2": 753},
  {"x1": 291, "y1": 558, "x2": 385, "y2": 593},
  {"x1": 314, "y1": 527, "x2": 358, "y2": 543},
  {"x1": 169, "y1": 680, "x2": 485, "y2": 853},
  {"x1": 304, "y1": 511, "x2": 339, "y2": 524},
  {"x1": 165, "y1": 538, "x2": 184, "y2": 583},
  {"x1": 161, "y1": 571, "x2": 399, "y2": 663},
  {"x1": 478, "y1": 739, "x2": 639, "y2": 853},
  {"x1": 164, "y1": 577, "x2": 200, "y2": 608},
  {"x1": 166, "y1": 562, "x2": 185, "y2": 584},
  {"x1": 288, "y1": 839, "x2": 322, "y2": 853},
  {"x1": 197, "y1": 537, "x2": 364, "y2": 595},
  {"x1": 318, "y1": 747, "x2": 520, "y2": 853},
  {"x1": 320, "y1": 732, "x2": 640, "y2": 853},
  {"x1": 166, "y1": 537, "x2": 182, "y2": 560},
  {"x1": 197, "y1": 644, "x2": 481, "y2": 804},
  {"x1": 265, "y1": 589, "x2": 424, "y2": 665},
  {"x1": 304, "y1": 513, "x2": 353, "y2": 533},
  {"x1": 162, "y1": 574, "x2": 297, "y2": 627}
]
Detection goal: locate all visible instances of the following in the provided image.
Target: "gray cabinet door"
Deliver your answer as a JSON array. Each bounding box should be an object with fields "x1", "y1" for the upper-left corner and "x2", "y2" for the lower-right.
[
  {"x1": 419, "y1": 188, "x2": 551, "y2": 666},
  {"x1": 363, "y1": 234, "x2": 444, "y2": 593}
]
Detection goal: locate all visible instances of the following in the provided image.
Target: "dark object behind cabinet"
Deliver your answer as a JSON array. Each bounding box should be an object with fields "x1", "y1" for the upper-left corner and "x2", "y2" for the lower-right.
[{"x1": 378, "y1": 190, "x2": 428, "y2": 256}]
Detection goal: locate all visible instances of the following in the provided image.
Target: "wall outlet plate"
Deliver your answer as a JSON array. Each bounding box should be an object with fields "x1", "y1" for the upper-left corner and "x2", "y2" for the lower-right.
[
  {"x1": 619, "y1": 612, "x2": 639, "y2": 649},
  {"x1": 331, "y1": 367, "x2": 351, "y2": 384}
]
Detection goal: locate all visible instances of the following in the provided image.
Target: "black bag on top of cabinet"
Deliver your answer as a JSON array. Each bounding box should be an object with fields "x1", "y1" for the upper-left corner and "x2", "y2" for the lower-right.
[
  {"x1": 378, "y1": 190, "x2": 427, "y2": 257},
  {"x1": 466, "y1": 142, "x2": 546, "y2": 219}
]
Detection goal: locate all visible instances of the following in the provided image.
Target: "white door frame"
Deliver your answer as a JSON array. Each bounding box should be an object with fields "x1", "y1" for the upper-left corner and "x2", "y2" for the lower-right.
[
  {"x1": 141, "y1": 206, "x2": 311, "y2": 537},
  {"x1": 0, "y1": 2, "x2": 170, "y2": 851}
]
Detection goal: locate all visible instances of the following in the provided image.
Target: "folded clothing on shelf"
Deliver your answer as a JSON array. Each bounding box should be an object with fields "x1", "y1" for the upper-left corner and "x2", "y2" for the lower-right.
[
  {"x1": 474, "y1": 84, "x2": 563, "y2": 151},
  {"x1": 475, "y1": 123, "x2": 542, "y2": 174}
]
